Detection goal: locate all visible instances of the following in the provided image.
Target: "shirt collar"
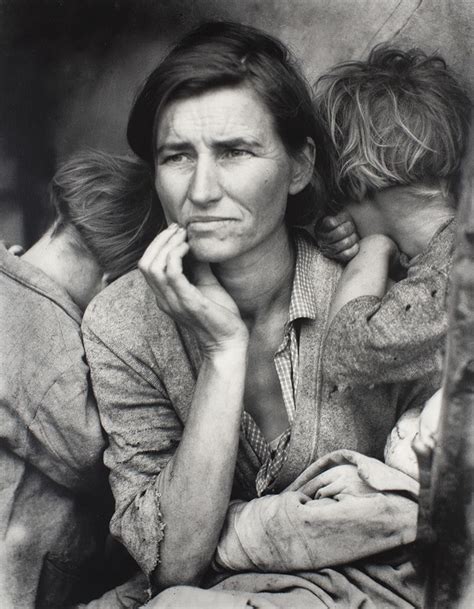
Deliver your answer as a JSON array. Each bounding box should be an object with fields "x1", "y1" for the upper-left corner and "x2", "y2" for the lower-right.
[{"x1": 287, "y1": 230, "x2": 318, "y2": 323}]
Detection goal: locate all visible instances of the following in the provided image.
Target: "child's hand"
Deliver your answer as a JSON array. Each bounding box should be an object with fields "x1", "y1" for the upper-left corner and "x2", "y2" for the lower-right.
[
  {"x1": 314, "y1": 211, "x2": 359, "y2": 262},
  {"x1": 300, "y1": 464, "x2": 374, "y2": 499}
]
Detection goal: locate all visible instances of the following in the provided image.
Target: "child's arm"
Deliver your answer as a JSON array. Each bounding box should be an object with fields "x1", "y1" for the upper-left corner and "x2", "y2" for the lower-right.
[
  {"x1": 324, "y1": 222, "x2": 455, "y2": 386},
  {"x1": 327, "y1": 234, "x2": 397, "y2": 326}
]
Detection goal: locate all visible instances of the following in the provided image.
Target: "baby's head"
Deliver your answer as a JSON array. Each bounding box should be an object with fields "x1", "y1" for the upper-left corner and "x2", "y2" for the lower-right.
[
  {"x1": 314, "y1": 46, "x2": 471, "y2": 209},
  {"x1": 384, "y1": 389, "x2": 443, "y2": 479}
]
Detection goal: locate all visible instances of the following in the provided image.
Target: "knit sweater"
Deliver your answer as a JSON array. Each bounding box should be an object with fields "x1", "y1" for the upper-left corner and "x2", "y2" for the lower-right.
[{"x1": 323, "y1": 219, "x2": 455, "y2": 385}]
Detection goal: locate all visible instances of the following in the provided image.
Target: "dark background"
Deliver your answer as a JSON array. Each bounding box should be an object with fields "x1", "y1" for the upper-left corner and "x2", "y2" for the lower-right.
[{"x1": 0, "y1": 0, "x2": 472, "y2": 247}]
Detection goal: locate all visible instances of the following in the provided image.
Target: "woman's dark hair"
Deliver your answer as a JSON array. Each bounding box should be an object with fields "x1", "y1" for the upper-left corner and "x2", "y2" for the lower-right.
[
  {"x1": 315, "y1": 45, "x2": 472, "y2": 206},
  {"x1": 127, "y1": 21, "x2": 332, "y2": 226},
  {"x1": 51, "y1": 150, "x2": 163, "y2": 281}
]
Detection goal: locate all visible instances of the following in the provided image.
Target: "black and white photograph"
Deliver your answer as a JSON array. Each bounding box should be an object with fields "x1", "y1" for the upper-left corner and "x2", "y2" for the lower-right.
[{"x1": 0, "y1": 1, "x2": 473, "y2": 607}]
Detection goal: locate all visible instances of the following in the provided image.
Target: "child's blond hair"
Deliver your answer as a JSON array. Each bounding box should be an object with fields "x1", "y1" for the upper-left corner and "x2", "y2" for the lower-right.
[{"x1": 315, "y1": 46, "x2": 471, "y2": 206}]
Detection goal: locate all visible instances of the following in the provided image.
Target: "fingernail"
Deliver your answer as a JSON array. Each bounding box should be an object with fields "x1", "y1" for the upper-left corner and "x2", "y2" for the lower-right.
[{"x1": 168, "y1": 222, "x2": 178, "y2": 230}]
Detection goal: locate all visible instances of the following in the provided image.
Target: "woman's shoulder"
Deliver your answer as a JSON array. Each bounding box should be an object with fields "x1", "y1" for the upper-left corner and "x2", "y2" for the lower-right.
[{"x1": 83, "y1": 268, "x2": 173, "y2": 343}]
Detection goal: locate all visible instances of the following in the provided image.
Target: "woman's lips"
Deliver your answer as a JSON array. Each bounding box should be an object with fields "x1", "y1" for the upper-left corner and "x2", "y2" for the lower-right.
[{"x1": 186, "y1": 218, "x2": 236, "y2": 230}]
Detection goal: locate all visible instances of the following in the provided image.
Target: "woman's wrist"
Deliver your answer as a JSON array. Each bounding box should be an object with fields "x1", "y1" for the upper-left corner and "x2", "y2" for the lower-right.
[
  {"x1": 201, "y1": 337, "x2": 249, "y2": 363},
  {"x1": 199, "y1": 325, "x2": 249, "y2": 358}
]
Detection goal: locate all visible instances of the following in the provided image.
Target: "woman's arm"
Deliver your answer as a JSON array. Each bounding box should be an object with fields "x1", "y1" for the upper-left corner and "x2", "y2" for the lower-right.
[
  {"x1": 155, "y1": 345, "x2": 247, "y2": 588},
  {"x1": 90, "y1": 224, "x2": 249, "y2": 590},
  {"x1": 138, "y1": 225, "x2": 249, "y2": 588},
  {"x1": 215, "y1": 452, "x2": 419, "y2": 573}
]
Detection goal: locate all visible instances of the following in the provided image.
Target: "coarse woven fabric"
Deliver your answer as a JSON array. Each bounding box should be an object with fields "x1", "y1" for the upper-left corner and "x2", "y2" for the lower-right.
[
  {"x1": 323, "y1": 219, "x2": 456, "y2": 386},
  {"x1": 0, "y1": 245, "x2": 108, "y2": 608},
  {"x1": 0, "y1": 245, "x2": 148, "y2": 609}
]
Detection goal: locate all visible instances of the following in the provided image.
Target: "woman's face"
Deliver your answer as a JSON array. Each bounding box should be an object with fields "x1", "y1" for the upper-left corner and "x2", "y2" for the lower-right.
[{"x1": 154, "y1": 84, "x2": 312, "y2": 263}]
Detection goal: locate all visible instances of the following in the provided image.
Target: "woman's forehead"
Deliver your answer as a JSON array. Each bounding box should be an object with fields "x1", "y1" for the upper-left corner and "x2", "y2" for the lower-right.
[{"x1": 155, "y1": 85, "x2": 277, "y2": 146}]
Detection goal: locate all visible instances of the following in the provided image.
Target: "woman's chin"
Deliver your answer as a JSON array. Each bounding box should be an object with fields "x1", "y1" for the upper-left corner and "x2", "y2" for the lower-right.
[{"x1": 187, "y1": 237, "x2": 238, "y2": 264}]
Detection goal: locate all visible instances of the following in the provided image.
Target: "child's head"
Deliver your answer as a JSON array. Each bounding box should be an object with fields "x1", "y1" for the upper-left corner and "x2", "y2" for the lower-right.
[
  {"x1": 315, "y1": 46, "x2": 472, "y2": 207},
  {"x1": 50, "y1": 150, "x2": 163, "y2": 282}
]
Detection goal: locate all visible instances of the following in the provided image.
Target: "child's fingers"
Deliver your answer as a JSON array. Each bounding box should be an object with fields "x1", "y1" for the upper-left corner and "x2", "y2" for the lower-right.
[
  {"x1": 329, "y1": 233, "x2": 359, "y2": 253},
  {"x1": 300, "y1": 468, "x2": 338, "y2": 496},
  {"x1": 300, "y1": 478, "x2": 326, "y2": 497},
  {"x1": 319, "y1": 221, "x2": 357, "y2": 244},
  {"x1": 319, "y1": 235, "x2": 360, "y2": 262},
  {"x1": 316, "y1": 211, "x2": 354, "y2": 233},
  {"x1": 315, "y1": 481, "x2": 342, "y2": 499},
  {"x1": 335, "y1": 243, "x2": 360, "y2": 262}
]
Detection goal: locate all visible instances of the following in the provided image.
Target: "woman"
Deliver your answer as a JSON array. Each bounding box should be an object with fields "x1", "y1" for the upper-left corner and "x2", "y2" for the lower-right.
[
  {"x1": 83, "y1": 23, "x2": 439, "y2": 608},
  {"x1": 0, "y1": 150, "x2": 159, "y2": 608}
]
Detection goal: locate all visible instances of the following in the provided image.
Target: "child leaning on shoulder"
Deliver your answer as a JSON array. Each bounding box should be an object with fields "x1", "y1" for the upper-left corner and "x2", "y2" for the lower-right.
[{"x1": 313, "y1": 44, "x2": 470, "y2": 398}]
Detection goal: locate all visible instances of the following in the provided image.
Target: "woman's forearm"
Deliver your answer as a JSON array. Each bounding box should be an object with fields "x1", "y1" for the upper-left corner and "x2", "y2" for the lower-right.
[
  {"x1": 153, "y1": 343, "x2": 247, "y2": 589},
  {"x1": 216, "y1": 455, "x2": 419, "y2": 573}
]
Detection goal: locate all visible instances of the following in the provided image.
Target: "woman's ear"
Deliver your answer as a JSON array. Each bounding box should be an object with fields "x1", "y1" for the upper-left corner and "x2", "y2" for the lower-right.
[{"x1": 288, "y1": 137, "x2": 316, "y2": 195}]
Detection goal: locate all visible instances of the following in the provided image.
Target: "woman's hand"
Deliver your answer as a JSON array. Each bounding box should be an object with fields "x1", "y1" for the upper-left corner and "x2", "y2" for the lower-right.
[{"x1": 139, "y1": 224, "x2": 248, "y2": 354}]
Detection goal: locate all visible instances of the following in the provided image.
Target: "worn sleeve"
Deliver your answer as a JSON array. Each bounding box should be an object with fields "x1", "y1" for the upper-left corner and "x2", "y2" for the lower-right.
[
  {"x1": 26, "y1": 361, "x2": 107, "y2": 494},
  {"x1": 323, "y1": 235, "x2": 453, "y2": 385},
  {"x1": 215, "y1": 451, "x2": 418, "y2": 573},
  {"x1": 82, "y1": 322, "x2": 183, "y2": 578}
]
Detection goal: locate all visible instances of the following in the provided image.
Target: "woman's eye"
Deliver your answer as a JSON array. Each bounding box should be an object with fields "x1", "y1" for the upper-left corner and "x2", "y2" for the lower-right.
[
  {"x1": 162, "y1": 153, "x2": 190, "y2": 164},
  {"x1": 223, "y1": 149, "x2": 253, "y2": 159}
]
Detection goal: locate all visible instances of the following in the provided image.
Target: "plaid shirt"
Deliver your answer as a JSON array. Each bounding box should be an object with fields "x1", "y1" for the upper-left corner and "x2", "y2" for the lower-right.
[{"x1": 241, "y1": 232, "x2": 318, "y2": 496}]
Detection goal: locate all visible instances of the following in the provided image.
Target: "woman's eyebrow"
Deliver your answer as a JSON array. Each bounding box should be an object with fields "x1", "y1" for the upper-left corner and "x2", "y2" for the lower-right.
[
  {"x1": 156, "y1": 141, "x2": 190, "y2": 155},
  {"x1": 156, "y1": 137, "x2": 263, "y2": 156},
  {"x1": 213, "y1": 137, "x2": 262, "y2": 149}
]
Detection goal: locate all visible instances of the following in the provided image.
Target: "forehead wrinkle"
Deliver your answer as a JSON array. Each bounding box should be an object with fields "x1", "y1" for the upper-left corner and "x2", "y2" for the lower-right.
[{"x1": 157, "y1": 88, "x2": 275, "y2": 150}]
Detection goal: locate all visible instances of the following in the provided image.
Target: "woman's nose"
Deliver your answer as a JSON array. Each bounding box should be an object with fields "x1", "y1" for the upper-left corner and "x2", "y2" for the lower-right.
[{"x1": 188, "y1": 157, "x2": 222, "y2": 206}]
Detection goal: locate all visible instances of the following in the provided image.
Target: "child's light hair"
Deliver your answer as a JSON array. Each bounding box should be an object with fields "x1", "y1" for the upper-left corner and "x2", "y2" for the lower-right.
[
  {"x1": 315, "y1": 45, "x2": 472, "y2": 206},
  {"x1": 51, "y1": 150, "x2": 163, "y2": 281}
]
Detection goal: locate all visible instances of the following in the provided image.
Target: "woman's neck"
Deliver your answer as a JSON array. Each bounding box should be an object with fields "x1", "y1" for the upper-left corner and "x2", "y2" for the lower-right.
[
  {"x1": 347, "y1": 185, "x2": 455, "y2": 258},
  {"x1": 22, "y1": 227, "x2": 103, "y2": 310},
  {"x1": 212, "y1": 224, "x2": 295, "y2": 324}
]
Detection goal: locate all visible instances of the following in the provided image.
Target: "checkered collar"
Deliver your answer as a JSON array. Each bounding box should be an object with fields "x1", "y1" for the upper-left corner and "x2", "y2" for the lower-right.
[{"x1": 287, "y1": 230, "x2": 319, "y2": 323}]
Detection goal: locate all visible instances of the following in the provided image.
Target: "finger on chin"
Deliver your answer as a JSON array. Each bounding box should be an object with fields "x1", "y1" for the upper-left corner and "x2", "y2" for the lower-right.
[{"x1": 140, "y1": 223, "x2": 181, "y2": 268}]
